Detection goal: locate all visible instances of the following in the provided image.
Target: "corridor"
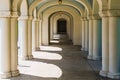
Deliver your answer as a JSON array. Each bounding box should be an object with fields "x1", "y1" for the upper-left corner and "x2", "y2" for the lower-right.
[{"x1": 3, "y1": 39, "x2": 114, "y2": 80}]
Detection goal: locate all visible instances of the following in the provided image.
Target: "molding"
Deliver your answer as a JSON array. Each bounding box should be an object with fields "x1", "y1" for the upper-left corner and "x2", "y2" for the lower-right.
[
  {"x1": 99, "y1": 10, "x2": 108, "y2": 17},
  {"x1": 0, "y1": 72, "x2": 11, "y2": 79},
  {"x1": 92, "y1": 14, "x2": 101, "y2": 20},
  {"x1": 0, "y1": 11, "x2": 11, "y2": 18},
  {"x1": 108, "y1": 9, "x2": 120, "y2": 17},
  {"x1": 108, "y1": 72, "x2": 120, "y2": 79}
]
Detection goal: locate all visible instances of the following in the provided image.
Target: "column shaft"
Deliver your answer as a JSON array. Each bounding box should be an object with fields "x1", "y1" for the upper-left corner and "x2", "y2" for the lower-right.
[
  {"x1": 88, "y1": 19, "x2": 93, "y2": 59},
  {"x1": 0, "y1": 17, "x2": 11, "y2": 78},
  {"x1": 100, "y1": 17, "x2": 109, "y2": 77},
  {"x1": 18, "y1": 19, "x2": 29, "y2": 60},
  {"x1": 28, "y1": 19, "x2": 33, "y2": 59},
  {"x1": 11, "y1": 17, "x2": 19, "y2": 76},
  {"x1": 93, "y1": 19, "x2": 101, "y2": 60},
  {"x1": 108, "y1": 16, "x2": 120, "y2": 79},
  {"x1": 85, "y1": 20, "x2": 89, "y2": 51},
  {"x1": 81, "y1": 20, "x2": 85, "y2": 50}
]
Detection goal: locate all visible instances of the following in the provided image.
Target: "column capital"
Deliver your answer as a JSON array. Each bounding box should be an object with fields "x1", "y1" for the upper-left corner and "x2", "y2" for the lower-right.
[
  {"x1": 108, "y1": 9, "x2": 120, "y2": 17},
  {"x1": 28, "y1": 15, "x2": 33, "y2": 20},
  {"x1": 87, "y1": 16, "x2": 93, "y2": 20},
  {"x1": 18, "y1": 15, "x2": 29, "y2": 20},
  {"x1": 11, "y1": 12, "x2": 19, "y2": 18},
  {"x1": 0, "y1": 11, "x2": 11, "y2": 18},
  {"x1": 99, "y1": 10, "x2": 108, "y2": 17},
  {"x1": 92, "y1": 14, "x2": 101, "y2": 20}
]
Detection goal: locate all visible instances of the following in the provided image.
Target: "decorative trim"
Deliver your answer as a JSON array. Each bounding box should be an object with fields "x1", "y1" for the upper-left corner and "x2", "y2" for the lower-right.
[{"x1": 0, "y1": 11, "x2": 11, "y2": 18}]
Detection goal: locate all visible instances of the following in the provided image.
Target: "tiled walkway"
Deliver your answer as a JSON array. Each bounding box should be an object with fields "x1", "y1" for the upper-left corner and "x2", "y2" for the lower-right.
[{"x1": 2, "y1": 40, "x2": 116, "y2": 80}]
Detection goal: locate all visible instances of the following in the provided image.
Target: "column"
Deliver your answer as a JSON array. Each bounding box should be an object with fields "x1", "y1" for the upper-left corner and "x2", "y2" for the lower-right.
[
  {"x1": 84, "y1": 19, "x2": 89, "y2": 51},
  {"x1": 10, "y1": 12, "x2": 19, "y2": 77},
  {"x1": 107, "y1": 10, "x2": 120, "y2": 79},
  {"x1": 0, "y1": 12, "x2": 11, "y2": 78},
  {"x1": 88, "y1": 17, "x2": 93, "y2": 59},
  {"x1": 99, "y1": 11, "x2": 109, "y2": 77},
  {"x1": 39, "y1": 19, "x2": 42, "y2": 46},
  {"x1": 81, "y1": 19, "x2": 85, "y2": 50},
  {"x1": 32, "y1": 19, "x2": 40, "y2": 51},
  {"x1": 92, "y1": 15, "x2": 101, "y2": 60},
  {"x1": 18, "y1": 16, "x2": 29, "y2": 60},
  {"x1": 28, "y1": 16, "x2": 33, "y2": 59}
]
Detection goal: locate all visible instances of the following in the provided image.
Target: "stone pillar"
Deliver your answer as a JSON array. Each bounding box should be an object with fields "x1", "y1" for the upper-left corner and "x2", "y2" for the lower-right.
[
  {"x1": 107, "y1": 10, "x2": 120, "y2": 79},
  {"x1": 32, "y1": 19, "x2": 40, "y2": 51},
  {"x1": 28, "y1": 16, "x2": 33, "y2": 59},
  {"x1": 84, "y1": 19, "x2": 89, "y2": 51},
  {"x1": 18, "y1": 16, "x2": 29, "y2": 60},
  {"x1": 39, "y1": 19, "x2": 42, "y2": 46},
  {"x1": 0, "y1": 11, "x2": 11, "y2": 78},
  {"x1": 92, "y1": 15, "x2": 101, "y2": 60},
  {"x1": 99, "y1": 11, "x2": 109, "y2": 77},
  {"x1": 81, "y1": 19, "x2": 85, "y2": 50},
  {"x1": 88, "y1": 17, "x2": 93, "y2": 59},
  {"x1": 10, "y1": 12, "x2": 19, "y2": 77}
]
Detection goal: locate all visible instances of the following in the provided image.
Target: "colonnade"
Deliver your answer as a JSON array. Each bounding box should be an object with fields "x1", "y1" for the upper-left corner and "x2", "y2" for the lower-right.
[{"x1": 82, "y1": 10, "x2": 120, "y2": 79}]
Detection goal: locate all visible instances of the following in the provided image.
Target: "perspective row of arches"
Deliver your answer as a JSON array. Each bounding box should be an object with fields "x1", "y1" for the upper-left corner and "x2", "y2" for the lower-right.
[{"x1": 0, "y1": 0, "x2": 120, "y2": 79}]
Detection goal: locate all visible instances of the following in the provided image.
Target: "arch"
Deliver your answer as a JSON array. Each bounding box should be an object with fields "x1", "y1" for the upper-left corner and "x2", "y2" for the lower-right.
[
  {"x1": 29, "y1": 0, "x2": 91, "y2": 16},
  {"x1": 37, "y1": 1, "x2": 84, "y2": 19},
  {"x1": 97, "y1": 0, "x2": 108, "y2": 11},
  {"x1": 92, "y1": 0, "x2": 99, "y2": 15},
  {"x1": 50, "y1": 12, "x2": 73, "y2": 40},
  {"x1": 12, "y1": 0, "x2": 22, "y2": 12},
  {"x1": 20, "y1": 0, "x2": 28, "y2": 16},
  {"x1": 41, "y1": 5, "x2": 82, "y2": 45}
]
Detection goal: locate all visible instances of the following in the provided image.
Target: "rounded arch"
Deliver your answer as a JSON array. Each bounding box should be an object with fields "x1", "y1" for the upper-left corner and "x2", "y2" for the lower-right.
[
  {"x1": 37, "y1": 1, "x2": 84, "y2": 19},
  {"x1": 97, "y1": 0, "x2": 108, "y2": 11},
  {"x1": 41, "y1": 5, "x2": 82, "y2": 45},
  {"x1": 50, "y1": 11, "x2": 73, "y2": 40},
  {"x1": 12, "y1": 0, "x2": 22, "y2": 12},
  {"x1": 29, "y1": 0, "x2": 91, "y2": 16}
]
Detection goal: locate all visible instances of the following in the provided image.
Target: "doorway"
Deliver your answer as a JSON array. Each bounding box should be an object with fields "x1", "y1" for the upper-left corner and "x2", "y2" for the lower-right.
[{"x1": 57, "y1": 19, "x2": 67, "y2": 34}]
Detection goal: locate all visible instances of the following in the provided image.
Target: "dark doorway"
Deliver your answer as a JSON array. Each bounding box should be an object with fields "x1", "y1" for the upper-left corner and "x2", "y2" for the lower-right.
[{"x1": 57, "y1": 19, "x2": 67, "y2": 34}]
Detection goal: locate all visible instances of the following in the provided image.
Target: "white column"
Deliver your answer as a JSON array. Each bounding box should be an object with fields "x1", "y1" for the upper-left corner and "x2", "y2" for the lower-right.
[
  {"x1": 85, "y1": 19, "x2": 89, "y2": 51},
  {"x1": 32, "y1": 19, "x2": 40, "y2": 51},
  {"x1": 39, "y1": 20, "x2": 42, "y2": 46},
  {"x1": 0, "y1": 14, "x2": 11, "y2": 78},
  {"x1": 100, "y1": 12, "x2": 109, "y2": 77},
  {"x1": 81, "y1": 19, "x2": 85, "y2": 50},
  {"x1": 107, "y1": 14, "x2": 120, "y2": 79},
  {"x1": 10, "y1": 12, "x2": 19, "y2": 77},
  {"x1": 88, "y1": 18, "x2": 93, "y2": 59},
  {"x1": 92, "y1": 17, "x2": 101, "y2": 60},
  {"x1": 18, "y1": 17, "x2": 29, "y2": 60},
  {"x1": 28, "y1": 17, "x2": 33, "y2": 59}
]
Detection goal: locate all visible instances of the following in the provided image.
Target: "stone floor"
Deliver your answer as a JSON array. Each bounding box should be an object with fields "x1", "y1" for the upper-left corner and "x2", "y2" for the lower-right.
[{"x1": 1, "y1": 39, "x2": 117, "y2": 80}]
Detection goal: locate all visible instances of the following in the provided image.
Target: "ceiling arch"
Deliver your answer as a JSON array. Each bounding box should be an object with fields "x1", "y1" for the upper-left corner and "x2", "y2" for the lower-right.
[
  {"x1": 29, "y1": 0, "x2": 91, "y2": 16},
  {"x1": 37, "y1": 1, "x2": 84, "y2": 18}
]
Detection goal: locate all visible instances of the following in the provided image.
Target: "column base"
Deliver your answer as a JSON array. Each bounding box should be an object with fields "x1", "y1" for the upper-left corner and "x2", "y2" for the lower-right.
[
  {"x1": 28, "y1": 55, "x2": 33, "y2": 60},
  {"x1": 107, "y1": 72, "x2": 120, "y2": 79},
  {"x1": 11, "y1": 70, "x2": 20, "y2": 77},
  {"x1": 87, "y1": 55, "x2": 93, "y2": 59},
  {"x1": 35, "y1": 47, "x2": 40, "y2": 51},
  {"x1": 92, "y1": 56, "x2": 101, "y2": 60},
  {"x1": 0, "y1": 72, "x2": 11, "y2": 79},
  {"x1": 99, "y1": 70, "x2": 108, "y2": 77}
]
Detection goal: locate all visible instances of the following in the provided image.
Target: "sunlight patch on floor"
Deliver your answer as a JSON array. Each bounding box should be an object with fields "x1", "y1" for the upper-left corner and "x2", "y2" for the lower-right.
[
  {"x1": 33, "y1": 51, "x2": 62, "y2": 60},
  {"x1": 50, "y1": 40, "x2": 60, "y2": 43},
  {"x1": 19, "y1": 61, "x2": 62, "y2": 78},
  {"x1": 40, "y1": 46, "x2": 63, "y2": 51}
]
